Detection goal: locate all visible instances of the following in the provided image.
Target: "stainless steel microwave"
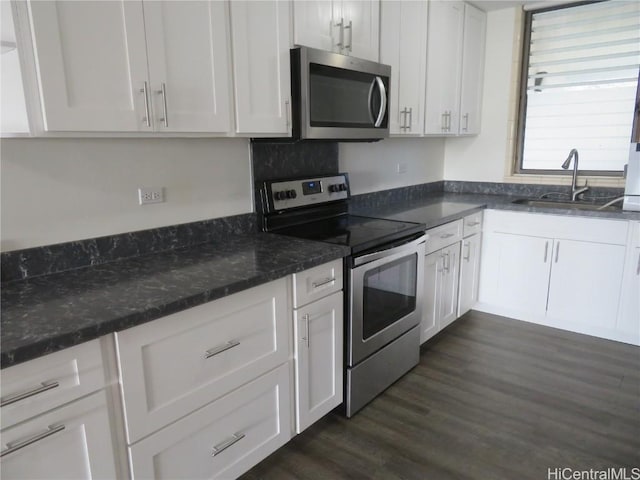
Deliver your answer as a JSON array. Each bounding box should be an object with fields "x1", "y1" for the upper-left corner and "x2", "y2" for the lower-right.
[{"x1": 290, "y1": 46, "x2": 390, "y2": 141}]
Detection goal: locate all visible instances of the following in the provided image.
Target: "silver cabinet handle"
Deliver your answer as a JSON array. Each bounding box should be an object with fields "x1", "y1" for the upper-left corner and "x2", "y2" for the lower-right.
[
  {"x1": 446, "y1": 111, "x2": 452, "y2": 132},
  {"x1": 285, "y1": 100, "x2": 291, "y2": 127},
  {"x1": 466, "y1": 221, "x2": 481, "y2": 227},
  {"x1": 140, "y1": 81, "x2": 151, "y2": 127},
  {"x1": 211, "y1": 433, "x2": 245, "y2": 457},
  {"x1": 463, "y1": 241, "x2": 470, "y2": 261},
  {"x1": 555, "y1": 242, "x2": 560, "y2": 263},
  {"x1": 441, "y1": 112, "x2": 447, "y2": 131},
  {"x1": 443, "y1": 252, "x2": 450, "y2": 272},
  {"x1": 335, "y1": 18, "x2": 344, "y2": 48},
  {"x1": 407, "y1": 107, "x2": 412, "y2": 131},
  {"x1": 637, "y1": 251, "x2": 640, "y2": 276},
  {"x1": 204, "y1": 340, "x2": 240, "y2": 359},
  {"x1": 1, "y1": 425, "x2": 65, "y2": 457},
  {"x1": 544, "y1": 241, "x2": 549, "y2": 263},
  {"x1": 462, "y1": 113, "x2": 469, "y2": 132},
  {"x1": 344, "y1": 20, "x2": 352, "y2": 52},
  {"x1": 374, "y1": 77, "x2": 387, "y2": 128},
  {"x1": 312, "y1": 277, "x2": 335, "y2": 289},
  {"x1": 157, "y1": 82, "x2": 168, "y2": 127},
  {"x1": 400, "y1": 108, "x2": 407, "y2": 131},
  {"x1": 302, "y1": 314, "x2": 310, "y2": 348},
  {"x1": 440, "y1": 233, "x2": 455, "y2": 239},
  {"x1": 1, "y1": 381, "x2": 60, "y2": 408}
]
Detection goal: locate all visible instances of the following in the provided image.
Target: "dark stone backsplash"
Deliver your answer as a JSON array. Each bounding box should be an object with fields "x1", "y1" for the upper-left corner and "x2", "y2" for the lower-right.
[
  {"x1": 443, "y1": 180, "x2": 624, "y2": 200},
  {"x1": 349, "y1": 181, "x2": 445, "y2": 210},
  {"x1": 1, "y1": 213, "x2": 257, "y2": 283}
]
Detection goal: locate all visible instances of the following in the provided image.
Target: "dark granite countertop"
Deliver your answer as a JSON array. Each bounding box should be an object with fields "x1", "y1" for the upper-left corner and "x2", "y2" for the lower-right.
[
  {"x1": 1, "y1": 233, "x2": 349, "y2": 368},
  {"x1": 352, "y1": 192, "x2": 640, "y2": 226}
]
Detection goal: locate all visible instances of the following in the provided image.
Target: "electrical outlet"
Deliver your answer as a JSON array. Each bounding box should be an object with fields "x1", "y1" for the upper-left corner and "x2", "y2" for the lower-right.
[
  {"x1": 138, "y1": 187, "x2": 164, "y2": 205},
  {"x1": 396, "y1": 162, "x2": 408, "y2": 174}
]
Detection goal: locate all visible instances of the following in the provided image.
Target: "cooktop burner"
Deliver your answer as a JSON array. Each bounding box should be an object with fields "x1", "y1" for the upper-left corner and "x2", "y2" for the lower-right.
[{"x1": 273, "y1": 214, "x2": 425, "y2": 254}]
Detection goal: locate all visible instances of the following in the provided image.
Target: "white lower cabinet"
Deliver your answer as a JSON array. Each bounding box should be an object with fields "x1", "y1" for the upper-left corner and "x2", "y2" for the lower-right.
[
  {"x1": 617, "y1": 222, "x2": 640, "y2": 344},
  {"x1": 1, "y1": 390, "x2": 119, "y2": 480},
  {"x1": 422, "y1": 244, "x2": 460, "y2": 342},
  {"x1": 478, "y1": 210, "x2": 633, "y2": 344},
  {"x1": 457, "y1": 232, "x2": 481, "y2": 317},
  {"x1": 129, "y1": 364, "x2": 291, "y2": 480},
  {"x1": 421, "y1": 213, "x2": 482, "y2": 344},
  {"x1": 294, "y1": 291, "x2": 343, "y2": 433}
]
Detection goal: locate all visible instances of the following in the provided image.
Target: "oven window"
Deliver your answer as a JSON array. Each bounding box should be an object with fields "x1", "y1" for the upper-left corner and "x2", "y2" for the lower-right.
[{"x1": 362, "y1": 253, "x2": 417, "y2": 340}]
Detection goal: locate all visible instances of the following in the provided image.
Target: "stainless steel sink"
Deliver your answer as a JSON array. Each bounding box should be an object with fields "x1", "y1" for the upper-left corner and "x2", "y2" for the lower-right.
[{"x1": 511, "y1": 198, "x2": 621, "y2": 212}]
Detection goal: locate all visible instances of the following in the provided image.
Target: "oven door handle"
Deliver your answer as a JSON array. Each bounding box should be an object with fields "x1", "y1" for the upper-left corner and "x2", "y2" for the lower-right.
[{"x1": 353, "y1": 234, "x2": 426, "y2": 267}]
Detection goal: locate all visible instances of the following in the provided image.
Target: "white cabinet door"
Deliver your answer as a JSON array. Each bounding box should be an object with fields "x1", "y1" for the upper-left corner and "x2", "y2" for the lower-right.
[
  {"x1": 294, "y1": 292, "x2": 343, "y2": 433},
  {"x1": 143, "y1": 1, "x2": 232, "y2": 133},
  {"x1": 230, "y1": 0, "x2": 292, "y2": 135},
  {"x1": 459, "y1": 3, "x2": 486, "y2": 135},
  {"x1": 479, "y1": 232, "x2": 552, "y2": 315},
  {"x1": 27, "y1": 1, "x2": 150, "y2": 131},
  {"x1": 458, "y1": 233, "x2": 481, "y2": 317},
  {"x1": 547, "y1": 240, "x2": 626, "y2": 329},
  {"x1": 380, "y1": 0, "x2": 427, "y2": 135},
  {"x1": 342, "y1": 0, "x2": 380, "y2": 61},
  {"x1": 424, "y1": 0, "x2": 464, "y2": 135},
  {"x1": 293, "y1": 1, "x2": 335, "y2": 52},
  {"x1": 0, "y1": 391, "x2": 118, "y2": 480},
  {"x1": 439, "y1": 242, "x2": 461, "y2": 330},
  {"x1": 421, "y1": 250, "x2": 441, "y2": 344},
  {"x1": 617, "y1": 246, "x2": 640, "y2": 344}
]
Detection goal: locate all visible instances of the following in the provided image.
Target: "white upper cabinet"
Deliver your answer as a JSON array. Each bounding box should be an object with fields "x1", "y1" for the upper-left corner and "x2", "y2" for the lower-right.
[
  {"x1": 424, "y1": 1, "x2": 464, "y2": 135},
  {"x1": 27, "y1": 1, "x2": 150, "y2": 132},
  {"x1": 424, "y1": 1, "x2": 485, "y2": 135},
  {"x1": 230, "y1": 0, "x2": 292, "y2": 135},
  {"x1": 143, "y1": 1, "x2": 232, "y2": 133},
  {"x1": 26, "y1": 0, "x2": 232, "y2": 133},
  {"x1": 293, "y1": 0, "x2": 379, "y2": 62},
  {"x1": 459, "y1": 3, "x2": 487, "y2": 135},
  {"x1": 380, "y1": 0, "x2": 427, "y2": 135}
]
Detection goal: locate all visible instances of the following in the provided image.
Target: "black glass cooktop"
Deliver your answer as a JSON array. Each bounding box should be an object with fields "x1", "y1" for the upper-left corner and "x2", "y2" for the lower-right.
[{"x1": 273, "y1": 214, "x2": 425, "y2": 254}]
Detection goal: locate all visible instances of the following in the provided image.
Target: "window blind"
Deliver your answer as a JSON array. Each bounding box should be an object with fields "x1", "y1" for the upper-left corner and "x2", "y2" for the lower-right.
[{"x1": 521, "y1": 0, "x2": 640, "y2": 172}]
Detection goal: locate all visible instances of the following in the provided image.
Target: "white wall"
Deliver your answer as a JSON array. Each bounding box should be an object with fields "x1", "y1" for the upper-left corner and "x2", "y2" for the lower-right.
[
  {"x1": 340, "y1": 138, "x2": 445, "y2": 195},
  {"x1": 0, "y1": 138, "x2": 252, "y2": 251},
  {"x1": 443, "y1": 7, "x2": 518, "y2": 182}
]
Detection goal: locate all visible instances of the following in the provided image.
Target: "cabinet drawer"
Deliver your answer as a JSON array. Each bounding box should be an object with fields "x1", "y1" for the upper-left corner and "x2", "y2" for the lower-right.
[
  {"x1": 1, "y1": 339, "x2": 106, "y2": 429},
  {"x1": 0, "y1": 390, "x2": 118, "y2": 480},
  {"x1": 425, "y1": 219, "x2": 463, "y2": 254},
  {"x1": 463, "y1": 211, "x2": 483, "y2": 237},
  {"x1": 293, "y1": 259, "x2": 343, "y2": 308},
  {"x1": 116, "y1": 277, "x2": 290, "y2": 443},
  {"x1": 129, "y1": 363, "x2": 292, "y2": 480}
]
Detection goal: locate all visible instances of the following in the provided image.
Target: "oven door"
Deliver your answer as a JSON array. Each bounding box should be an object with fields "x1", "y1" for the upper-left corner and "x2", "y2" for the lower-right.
[{"x1": 348, "y1": 234, "x2": 425, "y2": 366}]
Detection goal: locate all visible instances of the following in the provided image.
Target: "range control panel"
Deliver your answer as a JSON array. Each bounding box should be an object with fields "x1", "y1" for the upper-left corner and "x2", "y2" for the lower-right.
[{"x1": 264, "y1": 174, "x2": 349, "y2": 211}]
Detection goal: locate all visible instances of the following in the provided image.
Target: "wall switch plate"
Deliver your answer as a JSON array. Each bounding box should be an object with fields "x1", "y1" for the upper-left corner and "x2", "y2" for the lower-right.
[
  {"x1": 138, "y1": 187, "x2": 164, "y2": 205},
  {"x1": 396, "y1": 162, "x2": 407, "y2": 174}
]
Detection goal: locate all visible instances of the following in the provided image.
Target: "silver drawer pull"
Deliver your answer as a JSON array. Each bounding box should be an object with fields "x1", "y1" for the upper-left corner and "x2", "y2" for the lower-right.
[
  {"x1": 204, "y1": 340, "x2": 240, "y2": 359},
  {"x1": 466, "y1": 221, "x2": 481, "y2": 227},
  {"x1": 211, "y1": 433, "x2": 245, "y2": 457},
  {"x1": 1, "y1": 424, "x2": 65, "y2": 457},
  {"x1": 439, "y1": 233, "x2": 455, "y2": 239},
  {"x1": 312, "y1": 277, "x2": 335, "y2": 289},
  {"x1": 0, "y1": 381, "x2": 60, "y2": 407}
]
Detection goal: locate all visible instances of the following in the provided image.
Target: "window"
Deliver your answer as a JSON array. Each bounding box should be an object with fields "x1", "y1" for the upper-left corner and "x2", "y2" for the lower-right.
[{"x1": 517, "y1": 0, "x2": 640, "y2": 175}]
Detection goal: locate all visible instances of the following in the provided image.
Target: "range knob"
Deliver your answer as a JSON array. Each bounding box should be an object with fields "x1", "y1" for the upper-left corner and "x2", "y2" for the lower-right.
[
  {"x1": 329, "y1": 184, "x2": 339, "y2": 193},
  {"x1": 273, "y1": 191, "x2": 285, "y2": 201},
  {"x1": 286, "y1": 189, "x2": 297, "y2": 199},
  {"x1": 339, "y1": 183, "x2": 347, "y2": 191}
]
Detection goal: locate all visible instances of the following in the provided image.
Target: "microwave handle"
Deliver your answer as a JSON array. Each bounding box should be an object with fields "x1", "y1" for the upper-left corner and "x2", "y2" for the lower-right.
[
  {"x1": 374, "y1": 76, "x2": 387, "y2": 128},
  {"x1": 367, "y1": 79, "x2": 376, "y2": 124}
]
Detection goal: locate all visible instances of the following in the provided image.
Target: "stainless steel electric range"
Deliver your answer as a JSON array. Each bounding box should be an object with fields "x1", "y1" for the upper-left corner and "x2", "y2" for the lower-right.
[{"x1": 259, "y1": 173, "x2": 426, "y2": 417}]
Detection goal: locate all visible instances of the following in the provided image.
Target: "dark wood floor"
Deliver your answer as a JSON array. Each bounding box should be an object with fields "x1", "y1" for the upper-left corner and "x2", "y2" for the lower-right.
[{"x1": 241, "y1": 311, "x2": 640, "y2": 480}]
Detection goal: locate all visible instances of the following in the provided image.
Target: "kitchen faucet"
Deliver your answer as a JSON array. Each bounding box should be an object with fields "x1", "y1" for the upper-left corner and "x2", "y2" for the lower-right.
[{"x1": 561, "y1": 148, "x2": 589, "y2": 201}]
